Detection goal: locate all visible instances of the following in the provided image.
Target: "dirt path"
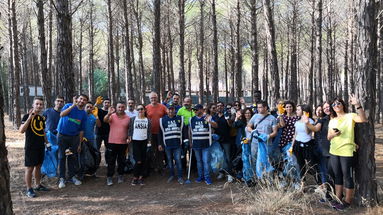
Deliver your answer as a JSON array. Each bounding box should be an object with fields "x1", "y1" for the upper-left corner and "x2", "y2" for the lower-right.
[{"x1": 6, "y1": 119, "x2": 383, "y2": 215}]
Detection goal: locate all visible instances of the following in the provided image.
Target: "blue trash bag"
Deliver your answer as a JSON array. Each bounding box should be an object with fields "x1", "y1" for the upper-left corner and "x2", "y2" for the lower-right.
[
  {"x1": 41, "y1": 131, "x2": 59, "y2": 178},
  {"x1": 209, "y1": 134, "x2": 225, "y2": 174},
  {"x1": 281, "y1": 142, "x2": 300, "y2": 182},
  {"x1": 252, "y1": 131, "x2": 274, "y2": 179},
  {"x1": 267, "y1": 128, "x2": 283, "y2": 165},
  {"x1": 241, "y1": 138, "x2": 254, "y2": 182}
]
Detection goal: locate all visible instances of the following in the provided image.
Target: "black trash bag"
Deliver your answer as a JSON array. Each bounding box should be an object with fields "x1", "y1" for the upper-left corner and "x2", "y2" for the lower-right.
[
  {"x1": 79, "y1": 140, "x2": 100, "y2": 175},
  {"x1": 231, "y1": 147, "x2": 243, "y2": 174},
  {"x1": 123, "y1": 157, "x2": 135, "y2": 174}
]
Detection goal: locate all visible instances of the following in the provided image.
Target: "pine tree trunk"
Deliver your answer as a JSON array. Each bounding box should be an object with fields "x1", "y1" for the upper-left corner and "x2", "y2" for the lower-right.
[
  {"x1": 123, "y1": 0, "x2": 133, "y2": 101},
  {"x1": 178, "y1": 0, "x2": 186, "y2": 99},
  {"x1": 78, "y1": 20, "x2": 83, "y2": 95},
  {"x1": 7, "y1": 0, "x2": 14, "y2": 123},
  {"x1": 354, "y1": 0, "x2": 378, "y2": 207},
  {"x1": 46, "y1": 0, "x2": 53, "y2": 97},
  {"x1": 11, "y1": 0, "x2": 21, "y2": 128},
  {"x1": 88, "y1": 0, "x2": 95, "y2": 101},
  {"x1": 288, "y1": 1, "x2": 298, "y2": 104},
  {"x1": 262, "y1": 0, "x2": 280, "y2": 101},
  {"x1": 107, "y1": 0, "x2": 116, "y2": 103},
  {"x1": 250, "y1": 0, "x2": 259, "y2": 100},
  {"x1": 21, "y1": 27, "x2": 29, "y2": 114},
  {"x1": 235, "y1": 0, "x2": 242, "y2": 99},
  {"x1": 56, "y1": 0, "x2": 75, "y2": 102},
  {"x1": 211, "y1": 0, "x2": 219, "y2": 102},
  {"x1": 36, "y1": 0, "x2": 52, "y2": 107},
  {"x1": 198, "y1": 0, "x2": 205, "y2": 104},
  {"x1": 315, "y1": 0, "x2": 323, "y2": 104},
  {"x1": 0, "y1": 63, "x2": 13, "y2": 214},
  {"x1": 133, "y1": 0, "x2": 145, "y2": 103},
  {"x1": 152, "y1": 0, "x2": 161, "y2": 94},
  {"x1": 309, "y1": 0, "x2": 315, "y2": 106}
]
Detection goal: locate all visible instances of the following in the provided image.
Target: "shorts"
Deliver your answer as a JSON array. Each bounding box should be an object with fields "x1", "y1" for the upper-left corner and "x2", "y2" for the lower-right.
[{"x1": 25, "y1": 147, "x2": 45, "y2": 167}]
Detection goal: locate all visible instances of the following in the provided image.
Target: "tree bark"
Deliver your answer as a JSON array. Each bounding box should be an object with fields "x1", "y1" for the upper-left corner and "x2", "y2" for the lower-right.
[
  {"x1": 36, "y1": 0, "x2": 52, "y2": 107},
  {"x1": 354, "y1": 0, "x2": 378, "y2": 207},
  {"x1": 235, "y1": 0, "x2": 242, "y2": 99},
  {"x1": 288, "y1": 0, "x2": 298, "y2": 104},
  {"x1": 178, "y1": 0, "x2": 186, "y2": 99},
  {"x1": 250, "y1": 0, "x2": 259, "y2": 100},
  {"x1": 133, "y1": 0, "x2": 145, "y2": 103},
  {"x1": 309, "y1": 0, "x2": 315, "y2": 106},
  {"x1": 56, "y1": 0, "x2": 75, "y2": 102},
  {"x1": 123, "y1": 0, "x2": 133, "y2": 101},
  {"x1": 262, "y1": 0, "x2": 280, "y2": 101},
  {"x1": 88, "y1": 0, "x2": 95, "y2": 101},
  {"x1": 315, "y1": 0, "x2": 323, "y2": 104},
  {"x1": 107, "y1": 0, "x2": 116, "y2": 103},
  {"x1": 211, "y1": 0, "x2": 219, "y2": 102},
  {"x1": 7, "y1": 0, "x2": 14, "y2": 123},
  {"x1": 0, "y1": 6, "x2": 14, "y2": 214},
  {"x1": 11, "y1": 0, "x2": 21, "y2": 128},
  {"x1": 152, "y1": 0, "x2": 161, "y2": 94},
  {"x1": 198, "y1": 0, "x2": 205, "y2": 104}
]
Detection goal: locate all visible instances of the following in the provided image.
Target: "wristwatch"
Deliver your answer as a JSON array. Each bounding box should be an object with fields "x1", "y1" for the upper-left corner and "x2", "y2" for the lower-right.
[{"x1": 356, "y1": 106, "x2": 363, "y2": 110}]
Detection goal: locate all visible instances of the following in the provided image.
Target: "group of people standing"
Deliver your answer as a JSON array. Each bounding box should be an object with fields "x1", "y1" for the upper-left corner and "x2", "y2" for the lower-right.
[{"x1": 19, "y1": 90, "x2": 366, "y2": 211}]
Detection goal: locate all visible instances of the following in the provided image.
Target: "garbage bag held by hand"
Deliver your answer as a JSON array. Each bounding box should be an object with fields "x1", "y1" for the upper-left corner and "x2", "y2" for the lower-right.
[
  {"x1": 252, "y1": 131, "x2": 274, "y2": 179},
  {"x1": 242, "y1": 138, "x2": 254, "y2": 182},
  {"x1": 79, "y1": 140, "x2": 97, "y2": 174},
  {"x1": 41, "y1": 131, "x2": 59, "y2": 177},
  {"x1": 281, "y1": 142, "x2": 300, "y2": 182},
  {"x1": 209, "y1": 134, "x2": 225, "y2": 174}
]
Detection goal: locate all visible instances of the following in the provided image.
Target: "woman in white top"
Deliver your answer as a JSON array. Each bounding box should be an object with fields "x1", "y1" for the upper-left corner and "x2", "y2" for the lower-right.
[
  {"x1": 291, "y1": 104, "x2": 317, "y2": 181},
  {"x1": 128, "y1": 104, "x2": 152, "y2": 186}
]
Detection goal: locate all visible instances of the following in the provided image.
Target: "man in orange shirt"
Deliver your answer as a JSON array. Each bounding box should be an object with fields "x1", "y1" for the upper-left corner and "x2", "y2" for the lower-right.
[{"x1": 146, "y1": 92, "x2": 167, "y2": 174}]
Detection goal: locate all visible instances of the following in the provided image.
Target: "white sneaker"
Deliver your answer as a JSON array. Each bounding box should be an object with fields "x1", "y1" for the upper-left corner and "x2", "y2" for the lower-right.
[
  {"x1": 227, "y1": 175, "x2": 234, "y2": 183},
  {"x1": 107, "y1": 177, "x2": 113, "y2": 186},
  {"x1": 71, "y1": 176, "x2": 82, "y2": 186},
  {"x1": 58, "y1": 178, "x2": 66, "y2": 189}
]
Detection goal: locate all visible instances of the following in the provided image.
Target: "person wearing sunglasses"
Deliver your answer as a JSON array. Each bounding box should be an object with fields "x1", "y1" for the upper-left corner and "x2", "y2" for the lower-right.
[
  {"x1": 327, "y1": 94, "x2": 367, "y2": 210},
  {"x1": 128, "y1": 104, "x2": 152, "y2": 186}
]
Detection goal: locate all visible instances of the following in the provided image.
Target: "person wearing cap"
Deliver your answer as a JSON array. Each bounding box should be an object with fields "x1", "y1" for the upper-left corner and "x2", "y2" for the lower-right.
[
  {"x1": 189, "y1": 104, "x2": 217, "y2": 185},
  {"x1": 158, "y1": 104, "x2": 184, "y2": 184}
]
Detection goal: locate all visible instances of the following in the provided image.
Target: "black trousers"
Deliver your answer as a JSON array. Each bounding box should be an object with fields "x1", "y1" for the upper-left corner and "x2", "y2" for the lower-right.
[
  {"x1": 132, "y1": 140, "x2": 148, "y2": 177},
  {"x1": 293, "y1": 140, "x2": 318, "y2": 180},
  {"x1": 106, "y1": 143, "x2": 128, "y2": 177}
]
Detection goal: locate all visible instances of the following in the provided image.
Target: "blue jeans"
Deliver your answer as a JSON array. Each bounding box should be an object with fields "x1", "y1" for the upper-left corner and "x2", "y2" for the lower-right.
[
  {"x1": 58, "y1": 134, "x2": 80, "y2": 179},
  {"x1": 193, "y1": 147, "x2": 210, "y2": 179},
  {"x1": 314, "y1": 145, "x2": 329, "y2": 184},
  {"x1": 165, "y1": 147, "x2": 183, "y2": 178}
]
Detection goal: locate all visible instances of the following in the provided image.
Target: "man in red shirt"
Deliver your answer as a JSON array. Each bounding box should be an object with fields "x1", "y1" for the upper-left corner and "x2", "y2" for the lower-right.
[{"x1": 146, "y1": 92, "x2": 167, "y2": 173}]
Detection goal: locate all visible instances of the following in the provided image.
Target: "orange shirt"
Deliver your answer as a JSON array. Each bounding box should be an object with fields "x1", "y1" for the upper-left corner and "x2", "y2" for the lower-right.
[{"x1": 146, "y1": 103, "x2": 167, "y2": 134}]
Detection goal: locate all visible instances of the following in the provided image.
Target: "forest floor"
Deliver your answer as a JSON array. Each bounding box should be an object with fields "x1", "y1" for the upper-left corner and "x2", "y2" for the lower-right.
[{"x1": 5, "y1": 115, "x2": 383, "y2": 215}]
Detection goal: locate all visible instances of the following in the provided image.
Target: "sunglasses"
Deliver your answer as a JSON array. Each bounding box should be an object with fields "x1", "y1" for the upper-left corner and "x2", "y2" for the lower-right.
[
  {"x1": 332, "y1": 102, "x2": 342, "y2": 107},
  {"x1": 137, "y1": 108, "x2": 144, "y2": 111}
]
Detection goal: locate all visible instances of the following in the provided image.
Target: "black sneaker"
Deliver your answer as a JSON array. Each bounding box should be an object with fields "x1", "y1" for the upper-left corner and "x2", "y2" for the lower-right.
[
  {"x1": 26, "y1": 188, "x2": 36, "y2": 198},
  {"x1": 34, "y1": 184, "x2": 50, "y2": 191},
  {"x1": 131, "y1": 179, "x2": 138, "y2": 186},
  {"x1": 138, "y1": 179, "x2": 145, "y2": 186}
]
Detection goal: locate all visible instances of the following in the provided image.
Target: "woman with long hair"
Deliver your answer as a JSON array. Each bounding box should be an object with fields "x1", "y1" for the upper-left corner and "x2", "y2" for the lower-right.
[
  {"x1": 327, "y1": 95, "x2": 367, "y2": 210},
  {"x1": 233, "y1": 108, "x2": 254, "y2": 186},
  {"x1": 128, "y1": 104, "x2": 152, "y2": 186},
  {"x1": 291, "y1": 104, "x2": 317, "y2": 183}
]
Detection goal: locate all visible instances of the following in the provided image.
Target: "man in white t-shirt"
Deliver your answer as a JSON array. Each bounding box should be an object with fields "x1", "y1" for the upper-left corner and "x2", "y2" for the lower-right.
[{"x1": 125, "y1": 99, "x2": 138, "y2": 118}]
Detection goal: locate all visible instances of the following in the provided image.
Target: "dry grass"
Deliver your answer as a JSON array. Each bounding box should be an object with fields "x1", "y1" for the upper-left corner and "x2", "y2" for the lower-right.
[{"x1": 231, "y1": 176, "x2": 317, "y2": 215}]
